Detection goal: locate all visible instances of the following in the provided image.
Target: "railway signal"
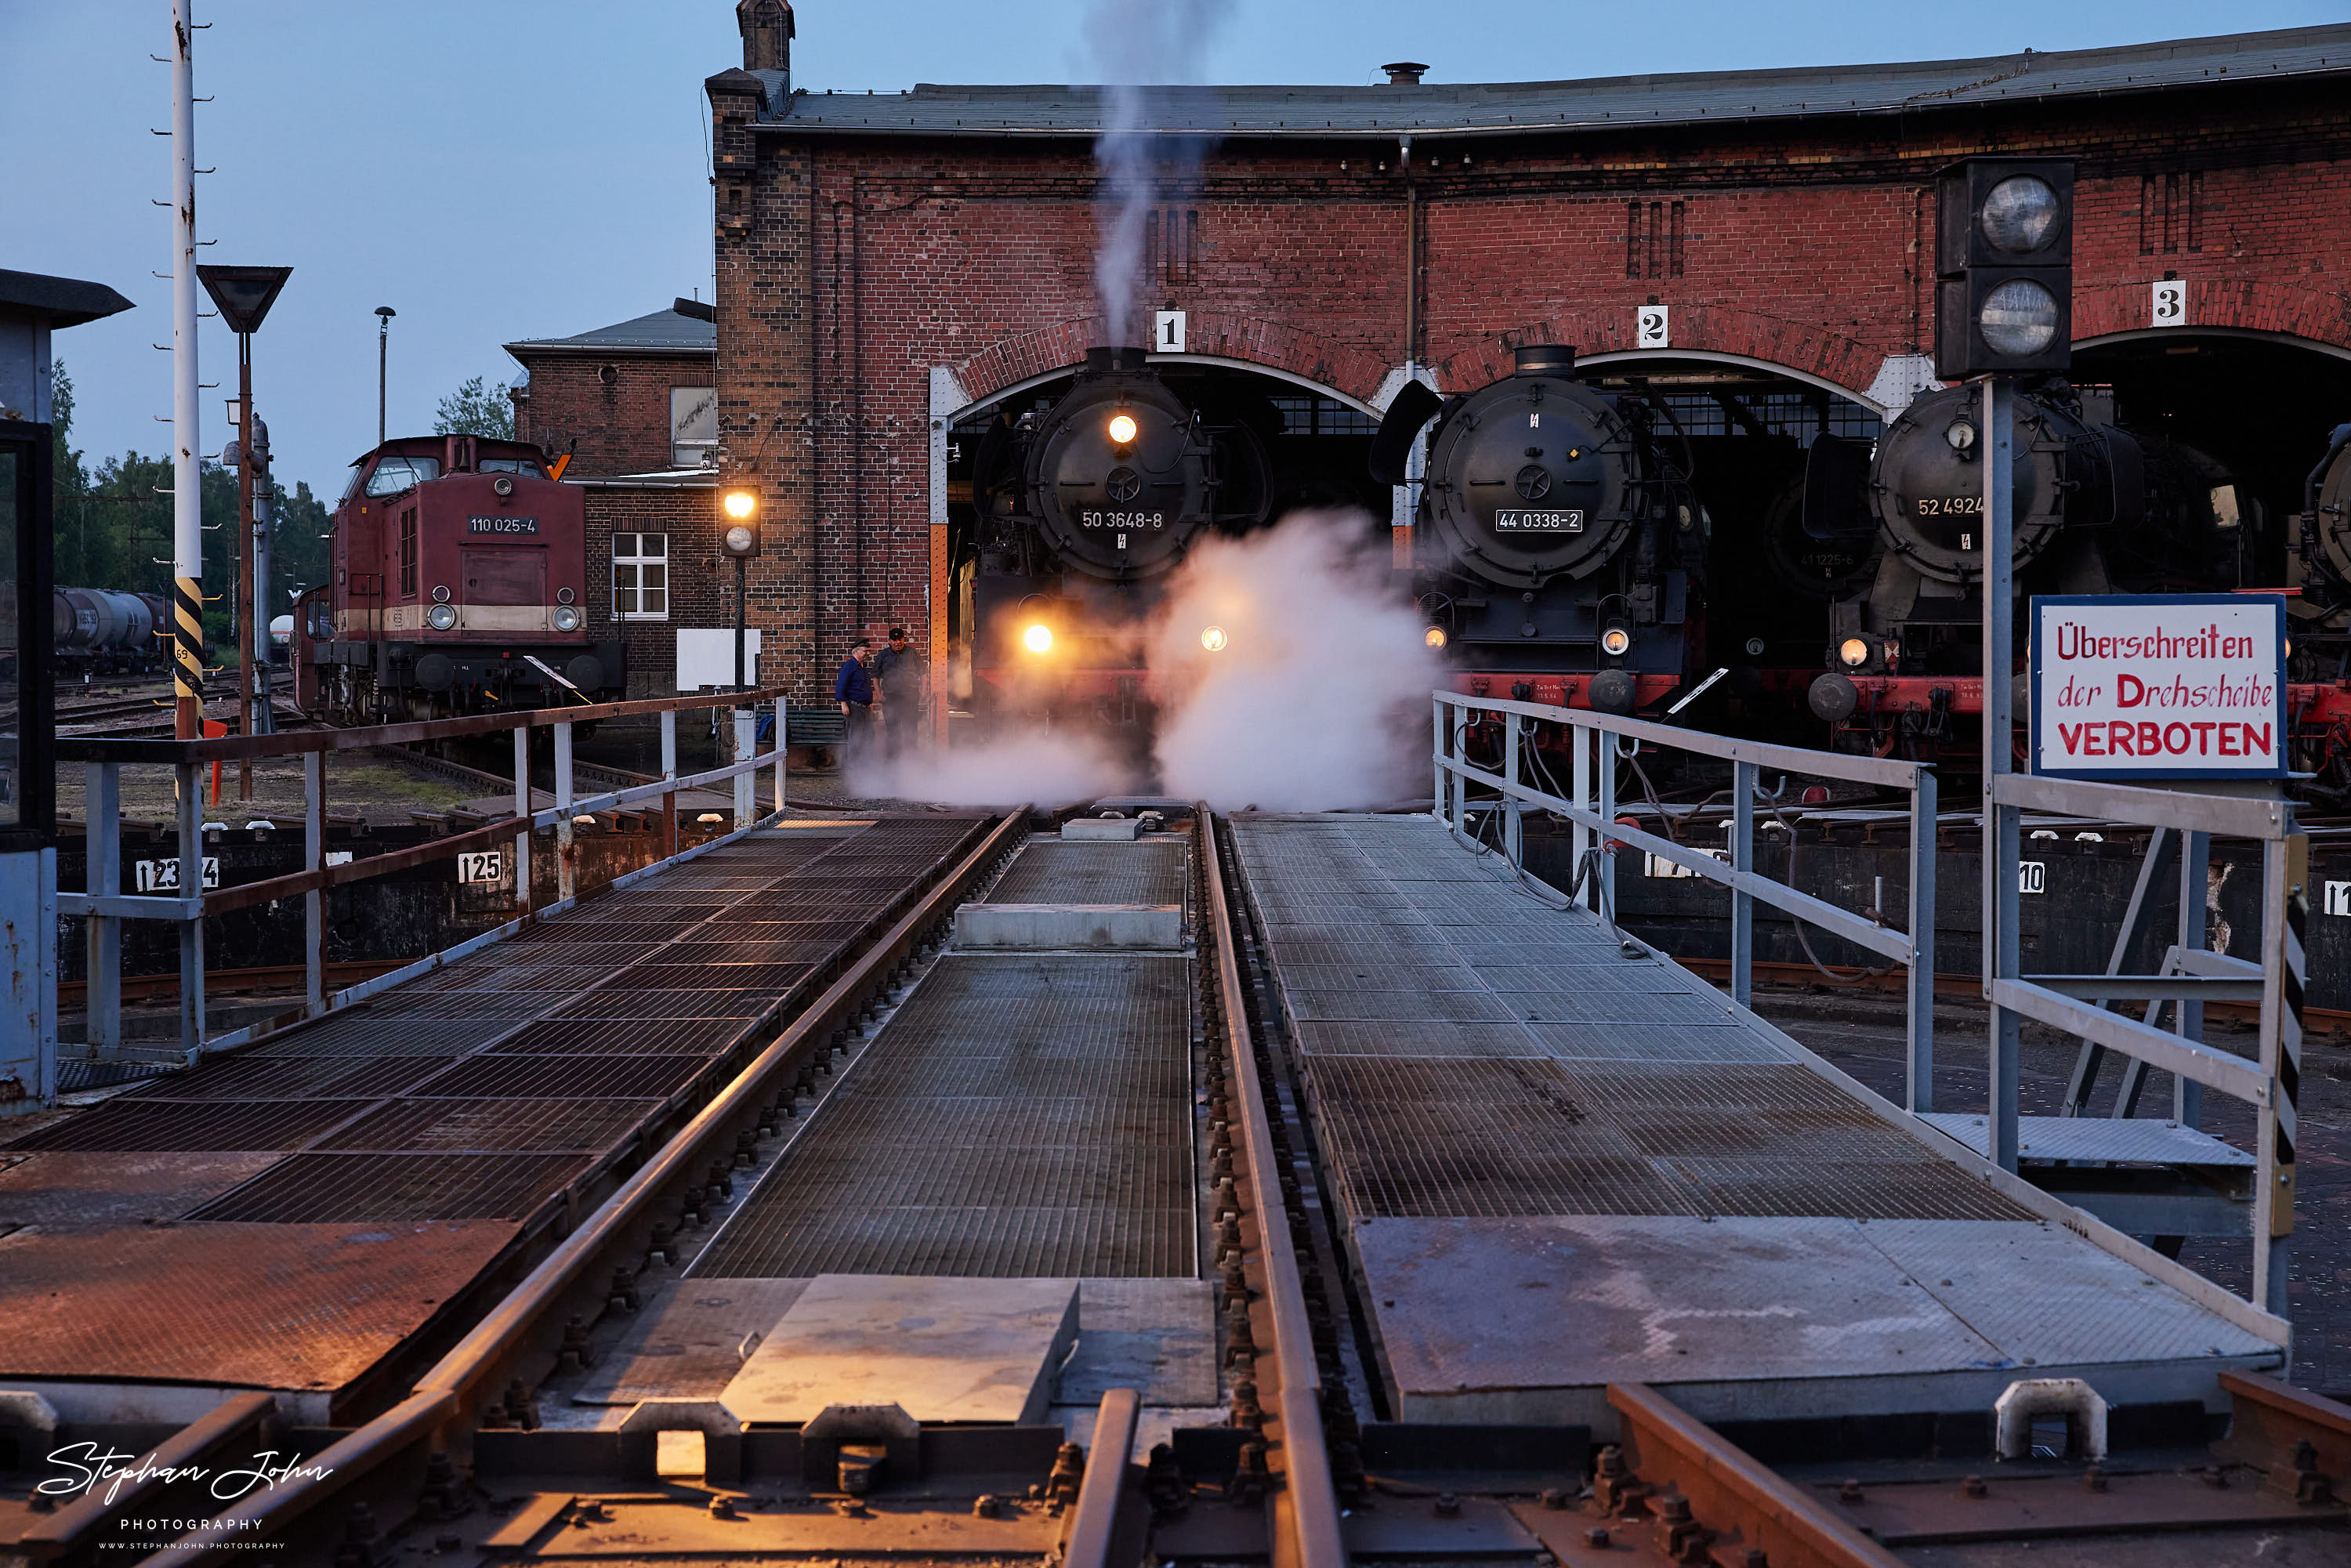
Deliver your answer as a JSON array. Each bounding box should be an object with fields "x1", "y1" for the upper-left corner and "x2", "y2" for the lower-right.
[{"x1": 1933, "y1": 157, "x2": 2074, "y2": 379}]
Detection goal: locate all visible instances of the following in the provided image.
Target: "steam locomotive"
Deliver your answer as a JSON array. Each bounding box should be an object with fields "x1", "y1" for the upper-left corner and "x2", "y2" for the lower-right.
[
  {"x1": 1801, "y1": 381, "x2": 2259, "y2": 751},
  {"x1": 2293, "y1": 423, "x2": 2351, "y2": 680},
  {"x1": 293, "y1": 434, "x2": 623, "y2": 724},
  {"x1": 1373, "y1": 345, "x2": 1704, "y2": 715},
  {"x1": 966, "y1": 346, "x2": 1274, "y2": 726}
]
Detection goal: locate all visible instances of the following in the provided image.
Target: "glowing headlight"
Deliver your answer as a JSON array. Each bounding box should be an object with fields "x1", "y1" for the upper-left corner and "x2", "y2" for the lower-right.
[
  {"x1": 1979, "y1": 278, "x2": 2060, "y2": 357},
  {"x1": 1424, "y1": 626, "x2": 1448, "y2": 650},
  {"x1": 1838, "y1": 636, "x2": 1872, "y2": 668},
  {"x1": 552, "y1": 606, "x2": 583, "y2": 633},
  {"x1": 722, "y1": 489, "x2": 758, "y2": 520},
  {"x1": 1600, "y1": 626, "x2": 1632, "y2": 657},
  {"x1": 1200, "y1": 625, "x2": 1227, "y2": 653},
  {"x1": 1023, "y1": 623, "x2": 1054, "y2": 654},
  {"x1": 1107, "y1": 413, "x2": 1138, "y2": 445},
  {"x1": 426, "y1": 603, "x2": 458, "y2": 631}
]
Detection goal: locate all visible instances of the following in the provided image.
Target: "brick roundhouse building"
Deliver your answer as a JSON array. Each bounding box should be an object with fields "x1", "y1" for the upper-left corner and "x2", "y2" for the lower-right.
[{"x1": 703, "y1": 3, "x2": 2351, "y2": 736}]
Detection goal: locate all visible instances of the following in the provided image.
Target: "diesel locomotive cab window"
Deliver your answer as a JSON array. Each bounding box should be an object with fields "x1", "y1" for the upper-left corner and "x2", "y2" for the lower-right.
[
  {"x1": 364, "y1": 454, "x2": 440, "y2": 497},
  {"x1": 478, "y1": 457, "x2": 544, "y2": 479},
  {"x1": 613, "y1": 532, "x2": 668, "y2": 619}
]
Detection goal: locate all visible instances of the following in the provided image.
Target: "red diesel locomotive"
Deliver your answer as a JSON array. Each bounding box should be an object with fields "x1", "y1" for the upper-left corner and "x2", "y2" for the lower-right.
[{"x1": 294, "y1": 434, "x2": 624, "y2": 723}]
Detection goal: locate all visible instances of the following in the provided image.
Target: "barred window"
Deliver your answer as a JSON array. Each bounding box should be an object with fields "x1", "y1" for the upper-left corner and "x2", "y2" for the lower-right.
[
  {"x1": 2140, "y1": 171, "x2": 2204, "y2": 255},
  {"x1": 1625, "y1": 200, "x2": 1686, "y2": 280},
  {"x1": 397, "y1": 508, "x2": 418, "y2": 599},
  {"x1": 612, "y1": 532, "x2": 668, "y2": 620},
  {"x1": 1144, "y1": 207, "x2": 1198, "y2": 285}
]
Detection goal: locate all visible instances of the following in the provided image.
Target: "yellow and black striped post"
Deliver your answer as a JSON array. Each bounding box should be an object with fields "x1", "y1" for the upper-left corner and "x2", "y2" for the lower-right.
[{"x1": 173, "y1": 572, "x2": 205, "y2": 737}]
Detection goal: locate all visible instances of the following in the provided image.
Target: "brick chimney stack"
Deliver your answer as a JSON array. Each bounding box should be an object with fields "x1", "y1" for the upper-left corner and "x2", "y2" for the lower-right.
[{"x1": 739, "y1": 0, "x2": 793, "y2": 75}]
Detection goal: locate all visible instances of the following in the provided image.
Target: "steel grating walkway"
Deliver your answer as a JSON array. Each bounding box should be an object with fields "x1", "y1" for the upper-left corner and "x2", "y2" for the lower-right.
[
  {"x1": 0, "y1": 816, "x2": 986, "y2": 1397},
  {"x1": 985, "y1": 838, "x2": 1190, "y2": 907},
  {"x1": 1230, "y1": 813, "x2": 2283, "y2": 1427},
  {"x1": 691, "y1": 954, "x2": 1197, "y2": 1279}
]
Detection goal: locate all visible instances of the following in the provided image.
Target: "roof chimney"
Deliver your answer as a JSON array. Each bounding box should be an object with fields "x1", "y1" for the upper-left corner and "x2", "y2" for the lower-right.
[
  {"x1": 738, "y1": 0, "x2": 794, "y2": 74},
  {"x1": 1382, "y1": 61, "x2": 1428, "y2": 85}
]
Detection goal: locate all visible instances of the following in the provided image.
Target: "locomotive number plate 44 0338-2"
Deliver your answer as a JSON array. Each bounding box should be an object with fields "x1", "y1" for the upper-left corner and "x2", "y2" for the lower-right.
[{"x1": 1493, "y1": 509, "x2": 1585, "y2": 532}]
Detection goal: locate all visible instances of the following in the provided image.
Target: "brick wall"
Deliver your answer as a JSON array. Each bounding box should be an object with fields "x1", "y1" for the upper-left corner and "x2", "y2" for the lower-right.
[
  {"x1": 581, "y1": 487, "x2": 719, "y2": 695},
  {"x1": 710, "y1": 71, "x2": 2351, "y2": 706},
  {"x1": 513, "y1": 350, "x2": 716, "y2": 479}
]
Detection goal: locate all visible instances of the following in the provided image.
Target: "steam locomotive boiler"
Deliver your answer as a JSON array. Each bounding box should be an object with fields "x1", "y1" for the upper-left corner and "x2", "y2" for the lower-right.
[
  {"x1": 1373, "y1": 345, "x2": 1704, "y2": 715},
  {"x1": 966, "y1": 346, "x2": 1273, "y2": 726},
  {"x1": 1805, "y1": 382, "x2": 2257, "y2": 750},
  {"x1": 2292, "y1": 423, "x2": 2351, "y2": 677},
  {"x1": 294, "y1": 434, "x2": 624, "y2": 723}
]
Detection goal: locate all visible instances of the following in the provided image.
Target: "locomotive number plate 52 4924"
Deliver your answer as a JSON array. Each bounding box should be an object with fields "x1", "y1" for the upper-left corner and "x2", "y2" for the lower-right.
[{"x1": 1493, "y1": 509, "x2": 1585, "y2": 531}]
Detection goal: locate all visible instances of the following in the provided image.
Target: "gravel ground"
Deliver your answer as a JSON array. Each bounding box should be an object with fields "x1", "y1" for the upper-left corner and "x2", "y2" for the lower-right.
[{"x1": 1757, "y1": 985, "x2": 2351, "y2": 1396}]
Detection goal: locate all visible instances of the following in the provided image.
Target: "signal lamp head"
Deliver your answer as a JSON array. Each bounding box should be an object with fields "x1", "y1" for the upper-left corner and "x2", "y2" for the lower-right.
[
  {"x1": 1980, "y1": 175, "x2": 2061, "y2": 255},
  {"x1": 1838, "y1": 636, "x2": 1872, "y2": 668},
  {"x1": 426, "y1": 603, "x2": 458, "y2": 631},
  {"x1": 1022, "y1": 623, "x2": 1054, "y2": 654},
  {"x1": 724, "y1": 523, "x2": 756, "y2": 556},
  {"x1": 1423, "y1": 625, "x2": 1448, "y2": 650},
  {"x1": 1600, "y1": 625, "x2": 1632, "y2": 658},
  {"x1": 1977, "y1": 277, "x2": 2062, "y2": 357},
  {"x1": 1107, "y1": 412, "x2": 1139, "y2": 446},
  {"x1": 1200, "y1": 625, "x2": 1227, "y2": 653},
  {"x1": 722, "y1": 489, "x2": 758, "y2": 520}
]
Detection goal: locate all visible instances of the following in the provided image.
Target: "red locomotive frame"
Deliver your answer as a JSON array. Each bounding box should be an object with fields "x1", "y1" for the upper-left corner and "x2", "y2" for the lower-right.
[{"x1": 294, "y1": 434, "x2": 622, "y2": 722}]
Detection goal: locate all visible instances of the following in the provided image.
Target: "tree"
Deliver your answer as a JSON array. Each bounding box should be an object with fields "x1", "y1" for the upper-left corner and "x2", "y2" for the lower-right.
[{"x1": 434, "y1": 375, "x2": 515, "y2": 440}]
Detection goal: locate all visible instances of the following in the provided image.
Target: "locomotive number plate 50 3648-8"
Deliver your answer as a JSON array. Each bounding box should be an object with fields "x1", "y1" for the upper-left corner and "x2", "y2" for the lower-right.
[
  {"x1": 1493, "y1": 509, "x2": 1585, "y2": 531},
  {"x1": 1080, "y1": 511, "x2": 1166, "y2": 530}
]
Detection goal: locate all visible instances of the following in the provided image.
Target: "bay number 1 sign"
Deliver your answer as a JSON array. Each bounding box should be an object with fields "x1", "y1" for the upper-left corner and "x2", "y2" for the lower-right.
[{"x1": 2030, "y1": 593, "x2": 2285, "y2": 780}]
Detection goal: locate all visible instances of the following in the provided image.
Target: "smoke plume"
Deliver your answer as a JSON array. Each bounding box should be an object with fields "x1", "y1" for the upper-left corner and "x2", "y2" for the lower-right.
[
  {"x1": 850, "y1": 723, "x2": 1137, "y2": 809},
  {"x1": 1148, "y1": 511, "x2": 1445, "y2": 810},
  {"x1": 1085, "y1": 0, "x2": 1233, "y2": 346}
]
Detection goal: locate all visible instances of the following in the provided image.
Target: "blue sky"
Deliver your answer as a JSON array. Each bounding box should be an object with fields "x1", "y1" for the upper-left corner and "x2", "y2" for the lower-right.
[{"x1": 5, "y1": 1, "x2": 2340, "y2": 502}]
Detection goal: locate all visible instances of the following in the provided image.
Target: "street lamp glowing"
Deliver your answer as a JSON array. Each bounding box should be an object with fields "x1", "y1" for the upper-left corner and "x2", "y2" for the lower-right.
[
  {"x1": 1107, "y1": 412, "x2": 1138, "y2": 445},
  {"x1": 1200, "y1": 625, "x2": 1227, "y2": 652},
  {"x1": 1023, "y1": 623, "x2": 1055, "y2": 654},
  {"x1": 723, "y1": 489, "x2": 758, "y2": 520}
]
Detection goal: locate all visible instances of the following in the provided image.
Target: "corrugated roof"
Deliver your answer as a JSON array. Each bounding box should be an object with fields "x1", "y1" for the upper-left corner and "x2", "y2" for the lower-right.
[
  {"x1": 759, "y1": 24, "x2": 2351, "y2": 138},
  {"x1": 505, "y1": 307, "x2": 714, "y2": 357}
]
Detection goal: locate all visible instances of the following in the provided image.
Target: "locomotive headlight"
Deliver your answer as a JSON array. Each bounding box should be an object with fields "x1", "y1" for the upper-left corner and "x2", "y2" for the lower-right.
[
  {"x1": 491, "y1": 475, "x2": 515, "y2": 498},
  {"x1": 1200, "y1": 625, "x2": 1228, "y2": 653},
  {"x1": 431, "y1": 584, "x2": 451, "y2": 603},
  {"x1": 1977, "y1": 277, "x2": 2060, "y2": 357},
  {"x1": 1944, "y1": 420, "x2": 1976, "y2": 453},
  {"x1": 723, "y1": 489, "x2": 758, "y2": 520},
  {"x1": 1423, "y1": 626, "x2": 1448, "y2": 650},
  {"x1": 426, "y1": 603, "x2": 458, "y2": 631},
  {"x1": 1980, "y1": 174, "x2": 2061, "y2": 255},
  {"x1": 1838, "y1": 636, "x2": 1871, "y2": 668},
  {"x1": 552, "y1": 606, "x2": 583, "y2": 632},
  {"x1": 1107, "y1": 413, "x2": 1139, "y2": 446},
  {"x1": 1022, "y1": 623, "x2": 1054, "y2": 654},
  {"x1": 1600, "y1": 625, "x2": 1632, "y2": 658}
]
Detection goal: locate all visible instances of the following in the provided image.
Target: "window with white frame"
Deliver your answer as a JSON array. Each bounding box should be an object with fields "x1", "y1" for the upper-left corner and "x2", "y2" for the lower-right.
[
  {"x1": 612, "y1": 532, "x2": 668, "y2": 620},
  {"x1": 670, "y1": 387, "x2": 717, "y2": 469}
]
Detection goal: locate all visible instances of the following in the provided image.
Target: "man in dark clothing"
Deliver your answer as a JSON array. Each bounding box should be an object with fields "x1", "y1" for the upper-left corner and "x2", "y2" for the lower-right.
[
  {"x1": 835, "y1": 638, "x2": 875, "y2": 773},
  {"x1": 873, "y1": 625, "x2": 925, "y2": 760}
]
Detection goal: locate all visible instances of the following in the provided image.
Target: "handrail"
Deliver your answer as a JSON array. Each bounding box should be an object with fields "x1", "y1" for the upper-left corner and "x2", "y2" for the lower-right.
[
  {"x1": 54, "y1": 682, "x2": 795, "y2": 766},
  {"x1": 1990, "y1": 770, "x2": 2295, "y2": 841},
  {"x1": 1433, "y1": 687, "x2": 1940, "y2": 1113}
]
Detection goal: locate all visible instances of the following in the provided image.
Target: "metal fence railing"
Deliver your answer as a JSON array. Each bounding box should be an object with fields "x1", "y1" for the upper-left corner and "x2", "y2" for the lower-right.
[
  {"x1": 1432, "y1": 690, "x2": 1942, "y2": 1110},
  {"x1": 54, "y1": 686, "x2": 799, "y2": 1060}
]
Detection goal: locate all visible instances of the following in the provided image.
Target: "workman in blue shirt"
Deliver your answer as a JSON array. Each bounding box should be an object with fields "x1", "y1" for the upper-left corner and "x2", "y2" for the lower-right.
[{"x1": 835, "y1": 637, "x2": 876, "y2": 772}]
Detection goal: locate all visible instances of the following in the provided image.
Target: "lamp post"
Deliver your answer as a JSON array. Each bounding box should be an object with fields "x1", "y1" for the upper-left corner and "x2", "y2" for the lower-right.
[
  {"x1": 198, "y1": 265, "x2": 292, "y2": 798},
  {"x1": 375, "y1": 305, "x2": 396, "y2": 447},
  {"x1": 720, "y1": 487, "x2": 760, "y2": 696}
]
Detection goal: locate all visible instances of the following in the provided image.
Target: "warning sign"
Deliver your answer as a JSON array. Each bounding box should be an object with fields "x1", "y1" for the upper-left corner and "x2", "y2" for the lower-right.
[{"x1": 2030, "y1": 594, "x2": 2286, "y2": 780}]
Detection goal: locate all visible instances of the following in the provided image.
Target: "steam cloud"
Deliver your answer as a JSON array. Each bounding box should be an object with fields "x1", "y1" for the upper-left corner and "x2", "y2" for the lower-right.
[
  {"x1": 850, "y1": 722, "x2": 1136, "y2": 808},
  {"x1": 1085, "y1": 0, "x2": 1233, "y2": 345},
  {"x1": 1148, "y1": 510, "x2": 1444, "y2": 810}
]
